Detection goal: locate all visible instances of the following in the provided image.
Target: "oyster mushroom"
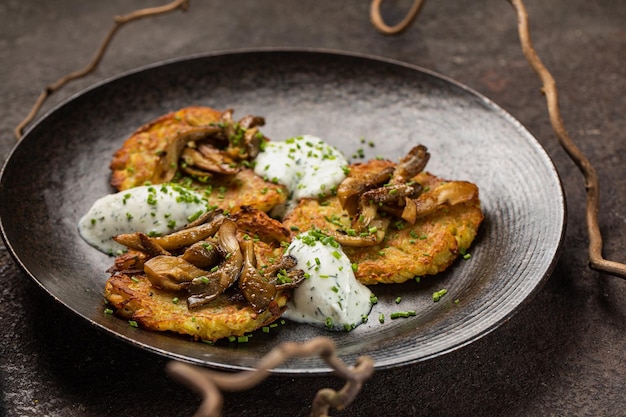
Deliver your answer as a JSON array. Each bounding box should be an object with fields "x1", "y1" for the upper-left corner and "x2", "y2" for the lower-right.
[
  {"x1": 113, "y1": 209, "x2": 226, "y2": 252},
  {"x1": 357, "y1": 182, "x2": 422, "y2": 227},
  {"x1": 259, "y1": 253, "x2": 306, "y2": 290},
  {"x1": 148, "y1": 109, "x2": 268, "y2": 184},
  {"x1": 390, "y1": 144, "x2": 430, "y2": 184},
  {"x1": 187, "y1": 220, "x2": 244, "y2": 308},
  {"x1": 337, "y1": 166, "x2": 394, "y2": 216},
  {"x1": 339, "y1": 145, "x2": 431, "y2": 232},
  {"x1": 179, "y1": 164, "x2": 214, "y2": 181},
  {"x1": 151, "y1": 125, "x2": 221, "y2": 184},
  {"x1": 325, "y1": 218, "x2": 389, "y2": 247},
  {"x1": 238, "y1": 240, "x2": 277, "y2": 313},
  {"x1": 137, "y1": 232, "x2": 171, "y2": 257},
  {"x1": 144, "y1": 255, "x2": 208, "y2": 292},
  {"x1": 188, "y1": 145, "x2": 239, "y2": 175},
  {"x1": 239, "y1": 240, "x2": 306, "y2": 313},
  {"x1": 181, "y1": 239, "x2": 220, "y2": 269},
  {"x1": 401, "y1": 181, "x2": 479, "y2": 223},
  {"x1": 238, "y1": 114, "x2": 265, "y2": 130}
]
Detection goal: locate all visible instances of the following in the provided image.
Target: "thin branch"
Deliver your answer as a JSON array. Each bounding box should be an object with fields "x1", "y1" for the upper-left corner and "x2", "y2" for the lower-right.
[
  {"x1": 370, "y1": 0, "x2": 425, "y2": 35},
  {"x1": 13, "y1": 0, "x2": 190, "y2": 140},
  {"x1": 166, "y1": 337, "x2": 375, "y2": 417},
  {"x1": 507, "y1": 0, "x2": 625, "y2": 278}
]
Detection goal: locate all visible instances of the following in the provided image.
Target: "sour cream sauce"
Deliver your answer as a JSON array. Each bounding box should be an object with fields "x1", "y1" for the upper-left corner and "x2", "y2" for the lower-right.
[
  {"x1": 253, "y1": 135, "x2": 348, "y2": 215},
  {"x1": 78, "y1": 184, "x2": 207, "y2": 255},
  {"x1": 283, "y1": 232, "x2": 373, "y2": 330}
]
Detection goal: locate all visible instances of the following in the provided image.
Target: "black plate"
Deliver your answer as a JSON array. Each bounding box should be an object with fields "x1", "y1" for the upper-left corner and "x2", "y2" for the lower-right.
[{"x1": 0, "y1": 49, "x2": 565, "y2": 375}]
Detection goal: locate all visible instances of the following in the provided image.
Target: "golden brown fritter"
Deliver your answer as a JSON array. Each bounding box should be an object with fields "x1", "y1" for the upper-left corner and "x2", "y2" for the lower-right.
[
  {"x1": 104, "y1": 211, "x2": 293, "y2": 342},
  {"x1": 110, "y1": 106, "x2": 223, "y2": 190},
  {"x1": 198, "y1": 169, "x2": 286, "y2": 214},
  {"x1": 282, "y1": 160, "x2": 483, "y2": 285},
  {"x1": 105, "y1": 273, "x2": 288, "y2": 342},
  {"x1": 109, "y1": 106, "x2": 287, "y2": 213}
]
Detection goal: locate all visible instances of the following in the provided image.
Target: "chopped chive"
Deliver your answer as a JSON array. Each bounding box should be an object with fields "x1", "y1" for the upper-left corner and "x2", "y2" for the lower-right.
[
  {"x1": 390, "y1": 311, "x2": 416, "y2": 319},
  {"x1": 433, "y1": 289, "x2": 448, "y2": 302}
]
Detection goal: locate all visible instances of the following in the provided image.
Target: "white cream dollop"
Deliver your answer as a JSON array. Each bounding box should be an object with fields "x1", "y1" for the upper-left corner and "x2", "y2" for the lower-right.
[
  {"x1": 283, "y1": 231, "x2": 373, "y2": 331},
  {"x1": 253, "y1": 135, "x2": 348, "y2": 213},
  {"x1": 78, "y1": 184, "x2": 208, "y2": 255}
]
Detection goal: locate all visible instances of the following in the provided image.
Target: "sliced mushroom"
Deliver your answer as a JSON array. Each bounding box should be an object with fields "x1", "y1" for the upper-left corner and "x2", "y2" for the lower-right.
[
  {"x1": 187, "y1": 220, "x2": 244, "y2": 308},
  {"x1": 218, "y1": 114, "x2": 266, "y2": 161},
  {"x1": 151, "y1": 210, "x2": 225, "y2": 251},
  {"x1": 138, "y1": 233, "x2": 171, "y2": 257},
  {"x1": 341, "y1": 145, "x2": 431, "y2": 233},
  {"x1": 185, "y1": 208, "x2": 222, "y2": 228},
  {"x1": 240, "y1": 126, "x2": 263, "y2": 160},
  {"x1": 260, "y1": 254, "x2": 305, "y2": 289},
  {"x1": 238, "y1": 115, "x2": 265, "y2": 130},
  {"x1": 106, "y1": 251, "x2": 149, "y2": 274},
  {"x1": 262, "y1": 255, "x2": 298, "y2": 277},
  {"x1": 113, "y1": 232, "x2": 171, "y2": 256},
  {"x1": 356, "y1": 182, "x2": 422, "y2": 228},
  {"x1": 330, "y1": 218, "x2": 389, "y2": 247},
  {"x1": 188, "y1": 145, "x2": 239, "y2": 175},
  {"x1": 113, "y1": 210, "x2": 225, "y2": 253},
  {"x1": 151, "y1": 126, "x2": 221, "y2": 184},
  {"x1": 181, "y1": 239, "x2": 220, "y2": 269},
  {"x1": 238, "y1": 240, "x2": 277, "y2": 313},
  {"x1": 391, "y1": 144, "x2": 430, "y2": 184},
  {"x1": 401, "y1": 181, "x2": 479, "y2": 223},
  {"x1": 272, "y1": 268, "x2": 306, "y2": 290},
  {"x1": 144, "y1": 255, "x2": 208, "y2": 292},
  {"x1": 337, "y1": 166, "x2": 394, "y2": 215}
]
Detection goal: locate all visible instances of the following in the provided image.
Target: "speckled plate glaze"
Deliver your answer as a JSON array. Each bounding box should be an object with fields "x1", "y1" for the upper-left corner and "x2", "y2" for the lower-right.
[{"x1": 0, "y1": 49, "x2": 565, "y2": 375}]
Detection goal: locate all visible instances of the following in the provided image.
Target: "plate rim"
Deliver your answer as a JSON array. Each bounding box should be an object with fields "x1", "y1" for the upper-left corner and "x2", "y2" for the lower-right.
[{"x1": 0, "y1": 47, "x2": 566, "y2": 375}]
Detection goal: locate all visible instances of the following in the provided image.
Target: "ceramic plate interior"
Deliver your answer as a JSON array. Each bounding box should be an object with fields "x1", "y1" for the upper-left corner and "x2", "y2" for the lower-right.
[{"x1": 0, "y1": 49, "x2": 565, "y2": 375}]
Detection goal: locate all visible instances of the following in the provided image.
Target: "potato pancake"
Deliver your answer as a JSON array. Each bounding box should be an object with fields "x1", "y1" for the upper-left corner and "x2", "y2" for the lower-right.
[
  {"x1": 110, "y1": 106, "x2": 223, "y2": 190},
  {"x1": 109, "y1": 106, "x2": 287, "y2": 213},
  {"x1": 104, "y1": 211, "x2": 295, "y2": 342},
  {"x1": 282, "y1": 159, "x2": 483, "y2": 285},
  {"x1": 105, "y1": 273, "x2": 288, "y2": 342}
]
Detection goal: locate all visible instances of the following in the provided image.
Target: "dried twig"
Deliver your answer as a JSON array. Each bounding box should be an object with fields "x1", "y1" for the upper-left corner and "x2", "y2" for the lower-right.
[
  {"x1": 506, "y1": 0, "x2": 625, "y2": 278},
  {"x1": 369, "y1": 0, "x2": 425, "y2": 35},
  {"x1": 166, "y1": 337, "x2": 375, "y2": 417},
  {"x1": 370, "y1": 0, "x2": 626, "y2": 279},
  {"x1": 13, "y1": 0, "x2": 190, "y2": 140}
]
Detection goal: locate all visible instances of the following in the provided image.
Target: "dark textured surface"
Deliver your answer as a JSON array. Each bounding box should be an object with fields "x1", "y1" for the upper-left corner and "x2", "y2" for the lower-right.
[{"x1": 1, "y1": 0, "x2": 625, "y2": 416}]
